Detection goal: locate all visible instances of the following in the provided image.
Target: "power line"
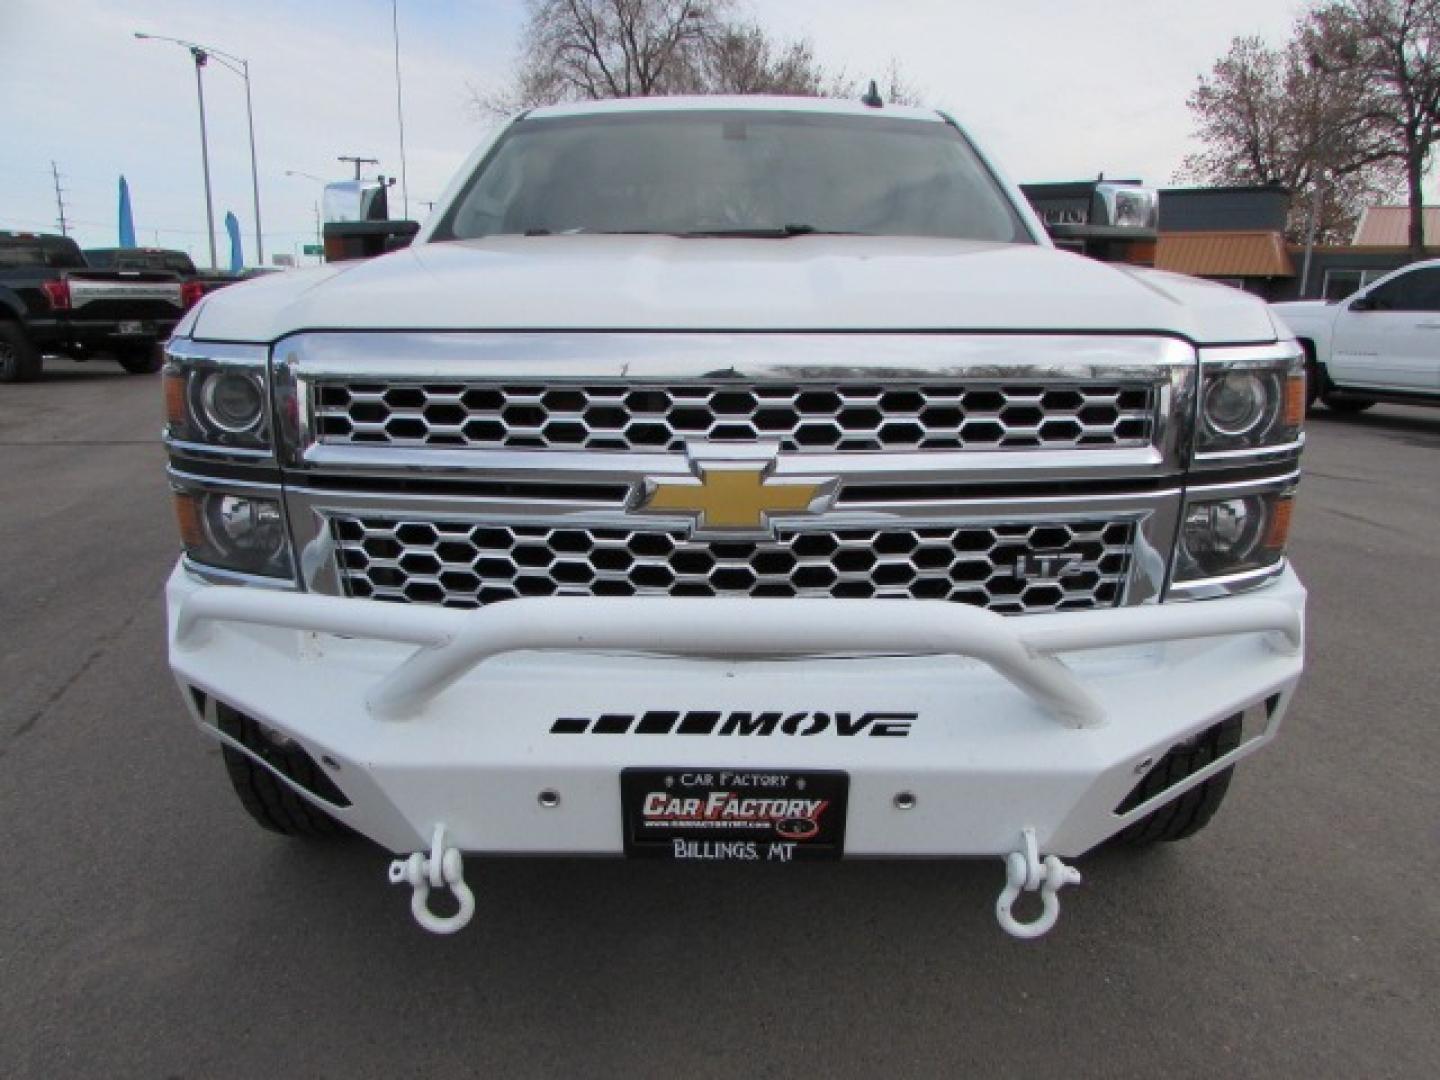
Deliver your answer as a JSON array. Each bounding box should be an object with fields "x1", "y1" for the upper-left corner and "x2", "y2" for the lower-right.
[{"x1": 51, "y1": 161, "x2": 70, "y2": 236}]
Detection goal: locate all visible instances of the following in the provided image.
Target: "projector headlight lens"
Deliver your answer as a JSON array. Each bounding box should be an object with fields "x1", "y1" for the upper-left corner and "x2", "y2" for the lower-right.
[
  {"x1": 201, "y1": 372, "x2": 265, "y2": 434},
  {"x1": 1203, "y1": 372, "x2": 1270, "y2": 437}
]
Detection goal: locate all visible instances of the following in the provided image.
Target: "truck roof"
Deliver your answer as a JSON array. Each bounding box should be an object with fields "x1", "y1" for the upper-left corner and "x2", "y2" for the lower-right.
[{"x1": 525, "y1": 94, "x2": 945, "y2": 124}]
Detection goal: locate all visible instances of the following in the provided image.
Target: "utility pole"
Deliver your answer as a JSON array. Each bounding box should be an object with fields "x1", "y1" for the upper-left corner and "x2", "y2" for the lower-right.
[
  {"x1": 50, "y1": 161, "x2": 69, "y2": 236},
  {"x1": 313, "y1": 201, "x2": 322, "y2": 257},
  {"x1": 337, "y1": 155, "x2": 379, "y2": 180}
]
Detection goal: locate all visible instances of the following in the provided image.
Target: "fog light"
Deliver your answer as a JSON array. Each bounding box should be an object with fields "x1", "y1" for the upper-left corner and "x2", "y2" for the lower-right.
[
  {"x1": 1175, "y1": 488, "x2": 1294, "y2": 585},
  {"x1": 1183, "y1": 498, "x2": 1266, "y2": 571},
  {"x1": 210, "y1": 495, "x2": 285, "y2": 553},
  {"x1": 172, "y1": 488, "x2": 293, "y2": 578},
  {"x1": 201, "y1": 371, "x2": 264, "y2": 434},
  {"x1": 1204, "y1": 373, "x2": 1269, "y2": 437}
]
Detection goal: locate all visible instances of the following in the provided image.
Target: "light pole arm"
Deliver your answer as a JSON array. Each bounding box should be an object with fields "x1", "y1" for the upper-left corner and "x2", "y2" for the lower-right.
[{"x1": 136, "y1": 32, "x2": 246, "y2": 73}]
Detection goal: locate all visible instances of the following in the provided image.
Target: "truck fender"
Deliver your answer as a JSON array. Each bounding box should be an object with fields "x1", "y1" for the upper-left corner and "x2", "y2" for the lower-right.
[{"x1": 0, "y1": 287, "x2": 27, "y2": 321}]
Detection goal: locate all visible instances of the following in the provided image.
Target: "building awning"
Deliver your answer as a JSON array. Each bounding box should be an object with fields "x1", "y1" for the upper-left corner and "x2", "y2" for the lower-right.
[
  {"x1": 1351, "y1": 205, "x2": 1440, "y2": 246},
  {"x1": 1155, "y1": 230, "x2": 1293, "y2": 278}
]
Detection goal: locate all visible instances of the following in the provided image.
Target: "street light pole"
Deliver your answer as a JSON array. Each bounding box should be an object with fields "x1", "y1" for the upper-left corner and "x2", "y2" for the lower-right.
[
  {"x1": 391, "y1": 0, "x2": 409, "y2": 218},
  {"x1": 135, "y1": 31, "x2": 263, "y2": 266},
  {"x1": 192, "y1": 48, "x2": 218, "y2": 269},
  {"x1": 240, "y1": 57, "x2": 264, "y2": 264}
]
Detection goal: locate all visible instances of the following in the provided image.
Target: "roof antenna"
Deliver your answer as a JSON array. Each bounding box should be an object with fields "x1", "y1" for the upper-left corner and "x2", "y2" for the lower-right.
[{"x1": 861, "y1": 79, "x2": 884, "y2": 108}]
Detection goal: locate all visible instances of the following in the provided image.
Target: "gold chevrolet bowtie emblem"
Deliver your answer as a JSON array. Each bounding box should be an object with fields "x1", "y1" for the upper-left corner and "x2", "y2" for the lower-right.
[{"x1": 637, "y1": 466, "x2": 836, "y2": 534}]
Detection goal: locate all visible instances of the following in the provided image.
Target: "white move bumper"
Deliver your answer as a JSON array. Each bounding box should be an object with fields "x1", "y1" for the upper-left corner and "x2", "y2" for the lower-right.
[{"x1": 166, "y1": 562, "x2": 1305, "y2": 861}]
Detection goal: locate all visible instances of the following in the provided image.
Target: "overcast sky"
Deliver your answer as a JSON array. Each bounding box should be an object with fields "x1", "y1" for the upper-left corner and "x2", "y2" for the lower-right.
[{"x1": 2, "y1": 0, "x2": 1346, "y2": 266}]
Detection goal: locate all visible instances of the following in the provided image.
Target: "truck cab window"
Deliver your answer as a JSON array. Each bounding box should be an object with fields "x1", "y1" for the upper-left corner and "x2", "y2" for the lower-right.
[{"x1": 1364, "y1": 267, "x2": 1440, "y2": 312}]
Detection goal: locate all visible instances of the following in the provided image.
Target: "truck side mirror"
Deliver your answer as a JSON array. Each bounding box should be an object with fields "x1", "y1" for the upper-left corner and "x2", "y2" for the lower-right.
[
  {"x1": 1348, "y1": 296, "x2": 1375, "y2": 312},
  {"x1": 322, "y1": 220, "x2": 420, "y2": 262}
]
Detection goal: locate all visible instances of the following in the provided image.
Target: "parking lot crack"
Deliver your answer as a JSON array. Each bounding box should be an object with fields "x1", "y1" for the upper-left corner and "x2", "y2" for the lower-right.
[{"x1": 1, "y1": 605, "x2": 147, "y2": 757}]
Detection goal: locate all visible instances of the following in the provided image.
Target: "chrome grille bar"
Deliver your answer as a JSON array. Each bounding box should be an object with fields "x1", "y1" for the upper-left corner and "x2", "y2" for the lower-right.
[
  {"x1": 331, "y1": 516, "x2": 1135, "y2": 615},
  {"x1": 313, "y1": 380, "x2": 1156, "y2": 453}
]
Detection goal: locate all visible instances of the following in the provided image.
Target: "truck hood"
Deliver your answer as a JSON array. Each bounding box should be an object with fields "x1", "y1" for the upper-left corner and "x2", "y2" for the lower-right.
[{"x1": 190, "y1": 235, "x2": 1278, "y2": 345}]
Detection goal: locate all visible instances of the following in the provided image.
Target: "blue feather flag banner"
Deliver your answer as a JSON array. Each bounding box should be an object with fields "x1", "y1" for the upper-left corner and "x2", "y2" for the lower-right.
[
  {"x1": 118, "y1": 175, "x2": 135, "y2": 249},
  {"x1": 224, "y1": 211, "x2": 243, "y2": 273}
]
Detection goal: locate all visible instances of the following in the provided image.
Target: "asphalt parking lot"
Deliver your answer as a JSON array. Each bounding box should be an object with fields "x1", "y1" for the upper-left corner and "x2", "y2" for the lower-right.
[{"x1": 2, "y1": 356, "x2": 1437, "y2": 1078}]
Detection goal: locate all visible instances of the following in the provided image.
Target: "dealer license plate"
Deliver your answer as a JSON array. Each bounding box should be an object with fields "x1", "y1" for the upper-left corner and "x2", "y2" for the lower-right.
[
  {"x1": 117, "y1": 321, "x2": 145, "y2": 335},
  {"x1": 621, "y1": 768, "x2": 848, "y2": 861}
]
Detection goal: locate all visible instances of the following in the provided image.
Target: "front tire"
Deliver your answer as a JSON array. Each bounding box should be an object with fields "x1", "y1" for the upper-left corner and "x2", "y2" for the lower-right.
[
  {"x1": 222, "y1": 746, "x2": 351, "y2": 838},
  {"x1": 1322, "y1": 394, "x2": 1375, "y2": 414},
  {"x1": 0, "y1": 321, "x2": 42, "y2": 383},
  {"x1": 1117, "y1": 716, "x2": 1241, "y2": 845},
  {"x1": 114, "y1": 342, "x2": 163, "y2": 374},
  {"x1": 1302, "y1": 351, "x2": 1322, "y2": 412},
  {"x1": 215, "y1": 703, "x2": 350, "y2": 839}
]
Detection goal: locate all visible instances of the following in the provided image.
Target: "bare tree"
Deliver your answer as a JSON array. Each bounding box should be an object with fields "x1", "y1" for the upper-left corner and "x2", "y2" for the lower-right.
[
  {"x1": 497, "y1": 0, "x2": 723, "y2": 109},
  {"x1": 875, "y1": 58, "x2": 925, "y2": 107},
  {"x1": 472, "y1": 0, "x2": 920, "y2": 114},
  {"x1": 698, "y1": 22, "x2": 833, "y2": 95},
  {"x1": 1180, "y1": 33, "x2": 1399, "y2": 243},
  {"x1": 1307, "y1": 0, "x2": 1440, "y2": 258}
]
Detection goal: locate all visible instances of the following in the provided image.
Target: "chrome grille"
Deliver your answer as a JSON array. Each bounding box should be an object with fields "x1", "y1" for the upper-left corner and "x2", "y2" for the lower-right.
[
  {"x1": 313, "y1": 382, "x2": 1155, "y2": 453},
  {"x1": 331, "y1": 517, "x2": 1134, "y2": 614}
]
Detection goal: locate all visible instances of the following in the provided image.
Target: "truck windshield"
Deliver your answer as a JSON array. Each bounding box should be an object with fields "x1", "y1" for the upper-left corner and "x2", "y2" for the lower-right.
[
  {"x1": 86, "y1": 250, "x2": 198, "y2": 274},
  {"x1": 437, "y1": 110, "x2": 1032, "y2": 244}
]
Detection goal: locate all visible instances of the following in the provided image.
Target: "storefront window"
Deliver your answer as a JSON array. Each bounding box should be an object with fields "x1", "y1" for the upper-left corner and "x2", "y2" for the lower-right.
[{"x1": 1322, "y1": 269, "x2": 1376, "y2": 301}]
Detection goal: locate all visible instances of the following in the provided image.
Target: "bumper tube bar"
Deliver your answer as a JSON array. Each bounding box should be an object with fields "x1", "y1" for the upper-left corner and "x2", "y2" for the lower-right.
[{"x1": 175, "y1": 590, "x2": 1302, "y2": 730}]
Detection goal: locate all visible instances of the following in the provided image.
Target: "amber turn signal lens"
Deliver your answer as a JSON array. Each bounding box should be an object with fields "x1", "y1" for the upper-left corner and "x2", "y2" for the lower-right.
[
  {"x1": 1262, "y1": 497, "x2": 1294, "y2": 551},
  {"x1": 172, "y1": 491, "x2": 206, "y2": 549},
  {"x1": 164, "y1": 371, "x2": 188, "y2": 428},
  {"x1": 1283, "y1": 371, "x2": 1306, "y2": 428}
]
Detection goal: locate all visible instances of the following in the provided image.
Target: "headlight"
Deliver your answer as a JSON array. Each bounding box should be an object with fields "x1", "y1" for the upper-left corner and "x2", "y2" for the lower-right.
[
  {"x1": 1095, "y1": 183, "x2": 1159, "y2": 230},
  {"x1": 1196, "y1": 350, "x2": 1305, "y2": 456},
  {"x1": 1203, "y1": 373, "x2": 1269, "y2": 437},
  {"x1": 1172, "y1": 484, "x2": 1295, "y2": 588},
  {"x1": 173, "y1": 487, "x2": 294, "y2": 578},
  {"x1": 163, "y1": 341, "x2": 272, "y2": 451},
  {"x1": 201, "y1": 371, "x2": 266, "y2": 434}
]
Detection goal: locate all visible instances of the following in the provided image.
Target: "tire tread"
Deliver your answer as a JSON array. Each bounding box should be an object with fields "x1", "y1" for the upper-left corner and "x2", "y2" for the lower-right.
[
  {"x1": 1119, "y1": 716, "x2": 1242, "y2": 845},
  {"x1": 221, "y1": 745, "x2": 349, "y2": 838}
]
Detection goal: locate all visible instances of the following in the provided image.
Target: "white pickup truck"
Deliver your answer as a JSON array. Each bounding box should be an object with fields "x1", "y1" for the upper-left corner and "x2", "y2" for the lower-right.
[
  {"x1": 162, "y1": 96, "x2": 1306, "y2": 940},
  {"x1": 1273, "y1": 259, "x2": 1440, "y2": 412}
]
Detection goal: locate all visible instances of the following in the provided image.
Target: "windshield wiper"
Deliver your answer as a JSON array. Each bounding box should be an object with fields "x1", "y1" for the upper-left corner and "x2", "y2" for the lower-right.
[
  {"x1": 520, "y1": 228, "x2": 671, "y2": 237},
  {"x1": 678, "y1": 225, "x2": 865, "y2": 238},
  {"x1": 518, "y1": 226, "x2": 863, "y2": 238}
]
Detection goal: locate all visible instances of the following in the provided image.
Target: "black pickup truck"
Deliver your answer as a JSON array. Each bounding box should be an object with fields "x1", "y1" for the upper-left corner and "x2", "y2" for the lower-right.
[
  {"x1": 0, "y1": 231, "x2": 203, "y2": 382},
  {"x1": 84, "y1": 247, "x2": 244, "y2": 297}
]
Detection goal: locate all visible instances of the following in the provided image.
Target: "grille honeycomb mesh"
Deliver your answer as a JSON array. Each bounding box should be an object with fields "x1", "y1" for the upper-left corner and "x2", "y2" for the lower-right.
[
  {"x1": 332, "y1": 517, "x2": 1134, "y2": 614},
  {"x1": 313, "y1": 382, "x2": 1155, "y2": 453}
]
